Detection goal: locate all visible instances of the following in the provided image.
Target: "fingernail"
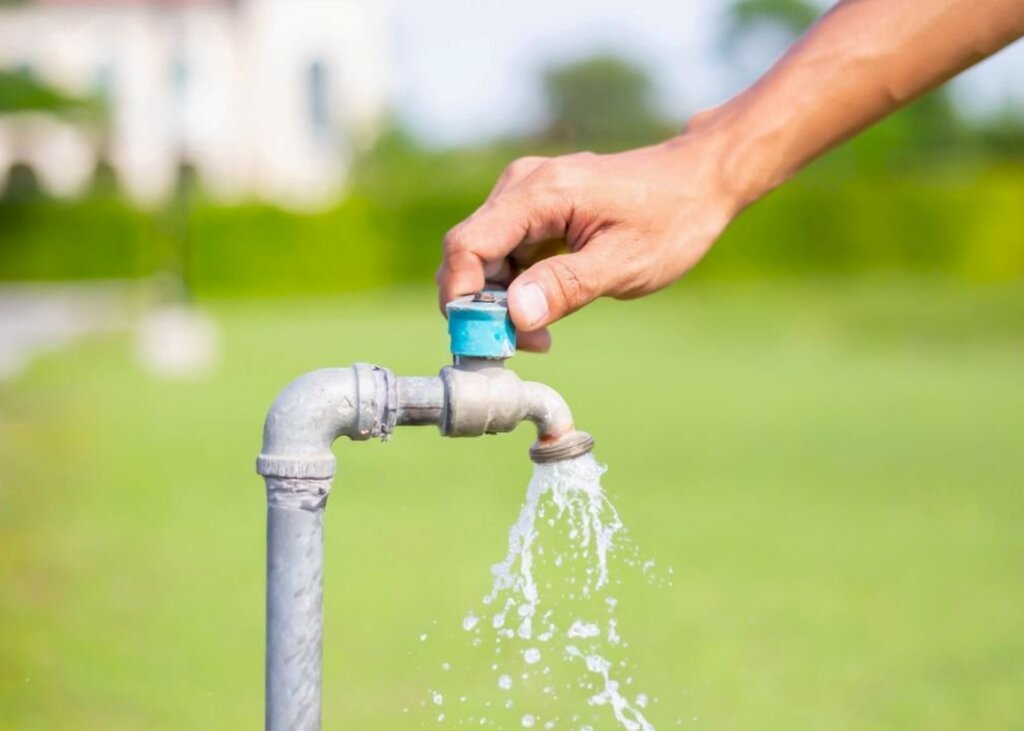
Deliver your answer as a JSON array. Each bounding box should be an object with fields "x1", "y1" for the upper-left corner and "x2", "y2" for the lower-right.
[{"x1": 517, "y1": 282, "x2": 549, "y2": 328}]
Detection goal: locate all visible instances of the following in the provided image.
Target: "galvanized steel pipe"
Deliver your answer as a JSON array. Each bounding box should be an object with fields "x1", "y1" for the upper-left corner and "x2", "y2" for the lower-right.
[{"x1": 257, "y1": 360, "x2": 591, "y2": 731}]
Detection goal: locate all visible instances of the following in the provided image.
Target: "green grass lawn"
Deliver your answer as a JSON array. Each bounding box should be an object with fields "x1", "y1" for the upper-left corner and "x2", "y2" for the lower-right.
[{"x1": 2, "y1": 276, "x2": 1022, "y2": 730}]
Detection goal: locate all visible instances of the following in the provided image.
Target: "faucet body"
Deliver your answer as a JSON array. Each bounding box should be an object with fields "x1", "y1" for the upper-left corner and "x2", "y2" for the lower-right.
[{"x1": 257, "y1": 357, "x2": 592, "y2": 730}]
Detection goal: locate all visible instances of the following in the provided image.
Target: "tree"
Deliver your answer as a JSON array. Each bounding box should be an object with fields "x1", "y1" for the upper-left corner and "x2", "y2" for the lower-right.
[{"x1": 540, "y1": 54, "x2": 670, "y2": 152}]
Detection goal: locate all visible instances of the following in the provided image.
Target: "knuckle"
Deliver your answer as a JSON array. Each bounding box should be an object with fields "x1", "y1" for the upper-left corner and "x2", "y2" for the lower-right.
[
  {"x1": 546, "y1": 259, "x2": 590, "y2": 310},
  {"x1": 614, "y1": 250, "x2": 665, "y2": 299},
  {"x1": 443, "y1": 223, "x2": 469, "y2": 253},
  {"x1": 624, "y1": 268, "x2": 658, "y2": 298},
  {"x1": 533, "y1": 159, "x2": 572, "y2": 192},
  {"x1": 506, "y1": 155, "x2": 546, "y2": 178},
  {"x1": 534, "y1": 152, "x2": 595, "y2": 193},
  {"x1": 613, "y1": 241, "x2": 653, "y2": 287}
]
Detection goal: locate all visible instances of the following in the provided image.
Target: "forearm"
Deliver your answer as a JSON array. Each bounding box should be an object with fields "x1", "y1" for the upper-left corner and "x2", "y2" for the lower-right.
[{"x1": 693, "y1": 0, "x2": 1024, "y2": 206}]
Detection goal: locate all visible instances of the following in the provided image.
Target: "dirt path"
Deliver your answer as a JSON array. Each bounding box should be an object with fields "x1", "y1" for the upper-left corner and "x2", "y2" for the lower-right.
[{"x1": 0, "y1": 281, "x2": 134, "y2": 380}]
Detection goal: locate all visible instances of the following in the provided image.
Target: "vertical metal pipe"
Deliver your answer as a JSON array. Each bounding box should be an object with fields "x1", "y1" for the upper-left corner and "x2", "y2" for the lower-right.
[
  {"x1": 259, "y1": 365, "x2": 393, "y2": 731},
  {"x1": 265, "y1": 477, "x2": 331, "y2": 731}
]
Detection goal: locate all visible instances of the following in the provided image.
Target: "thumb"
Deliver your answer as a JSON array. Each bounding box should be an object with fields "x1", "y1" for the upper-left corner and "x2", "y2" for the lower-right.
[{"x1": 507, "y1": 248, "x2": 611, "y2": 331}]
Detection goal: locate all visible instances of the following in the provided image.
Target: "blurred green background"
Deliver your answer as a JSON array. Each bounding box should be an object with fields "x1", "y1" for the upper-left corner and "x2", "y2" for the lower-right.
[
  {"x1": 3, "y1": 283, "x2": 1023, "y2": 730},
  {"x1": 1, "y1": 1, "x2": 1023, "y2": 729}
]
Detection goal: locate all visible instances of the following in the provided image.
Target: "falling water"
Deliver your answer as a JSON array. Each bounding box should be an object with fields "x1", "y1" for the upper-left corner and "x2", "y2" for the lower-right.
[{"x1": 423, "y1": 453, "x2": 668, "y2": 730}]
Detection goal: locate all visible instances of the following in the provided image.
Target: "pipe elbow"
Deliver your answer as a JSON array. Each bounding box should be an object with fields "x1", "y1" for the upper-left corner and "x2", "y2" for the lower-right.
[
  {"x1": 521, "y1": 381, "x2": 595, "y2": 463},
  {"x1": 257, "y1": 364, "x2": 395, "y2": 479},
  {"x1": 520, "y1": 380, "x2": 575, "y2": 442}
]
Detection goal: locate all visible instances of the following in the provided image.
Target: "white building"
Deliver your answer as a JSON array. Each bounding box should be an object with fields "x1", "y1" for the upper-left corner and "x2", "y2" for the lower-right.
[{"x1": 0, "y1": 0, "x2": 392, "y2": 209}]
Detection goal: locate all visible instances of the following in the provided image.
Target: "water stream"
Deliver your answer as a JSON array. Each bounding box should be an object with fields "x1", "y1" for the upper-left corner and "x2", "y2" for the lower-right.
[{"x1": 422, "y1": 453, "x2": 668, "y2": 730}]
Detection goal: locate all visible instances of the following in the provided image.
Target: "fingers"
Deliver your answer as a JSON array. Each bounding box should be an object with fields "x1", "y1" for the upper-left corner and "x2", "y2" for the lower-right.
[
  {"x1": 436, "y1": 248, "x2": 486, "y2": 314},
  {"x1": 438, "y1": 188, "x2": 570, "y2": 311},
  {"x1": 516, "y1": 327, "x2": 552, "y2": 353},
  {"x1": 436, "y1": 219, "x2": 518, "y2": 314},
  {"x1": 486, "y1": 156, "x2": 548, "y2": 203},
  {"x1": 438, "y1": 154, "x2": 597, "y2": 331},
  {"x1": 507, "y1": 244, "x2": 613, "y2": 331}
]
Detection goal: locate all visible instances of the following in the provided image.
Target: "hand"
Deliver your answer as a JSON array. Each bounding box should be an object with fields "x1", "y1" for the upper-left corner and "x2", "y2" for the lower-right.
[
  {"x1": 436, "y1": 132, "x2": 747, "y2": 351},
  {"x1": 437, "y1": 0, "x2": 1024, "y2": 354}
]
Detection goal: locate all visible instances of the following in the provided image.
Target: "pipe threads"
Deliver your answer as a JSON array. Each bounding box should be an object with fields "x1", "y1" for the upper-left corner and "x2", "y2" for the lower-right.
[{"x1": 529, "y1": 431, "x2": 595, "y2": 464}]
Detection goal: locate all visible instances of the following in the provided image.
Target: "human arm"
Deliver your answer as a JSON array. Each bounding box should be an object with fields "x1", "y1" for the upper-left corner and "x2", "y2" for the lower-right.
[{"x1": 437, "y1": 0, "x2": 1024, "y2": 351}]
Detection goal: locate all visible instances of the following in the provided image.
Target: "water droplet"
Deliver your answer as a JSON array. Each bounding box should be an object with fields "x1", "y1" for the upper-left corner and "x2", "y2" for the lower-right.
[{"x1": 445, "y1": 454, "x2": 658, "y2": 731}]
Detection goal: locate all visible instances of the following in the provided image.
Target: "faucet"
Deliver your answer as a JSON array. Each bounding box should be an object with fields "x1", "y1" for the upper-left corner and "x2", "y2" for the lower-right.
[{"x1": 256, "y1": 290, "x2": 593, "y2": 731}]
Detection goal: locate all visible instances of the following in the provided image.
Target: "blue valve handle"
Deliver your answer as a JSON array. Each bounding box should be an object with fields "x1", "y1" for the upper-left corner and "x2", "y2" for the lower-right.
[{"x1": 446, "y1": 290, "x2": 516, "y2": 359}]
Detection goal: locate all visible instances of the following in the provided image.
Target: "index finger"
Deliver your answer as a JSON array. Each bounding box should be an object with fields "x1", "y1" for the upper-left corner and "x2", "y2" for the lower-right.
[{"x1": 437, "y1": 249, "x2": 518, "y2": 312}]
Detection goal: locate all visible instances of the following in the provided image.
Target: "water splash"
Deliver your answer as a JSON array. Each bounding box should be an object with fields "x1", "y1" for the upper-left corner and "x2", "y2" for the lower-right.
[{"x1": 429, "y1": 453, "x2": 664, "y2": 730}]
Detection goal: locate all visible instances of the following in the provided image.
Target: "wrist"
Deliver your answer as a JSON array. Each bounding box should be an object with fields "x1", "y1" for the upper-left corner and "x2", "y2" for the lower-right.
[{"x1": 680, "y1": 95, "x2": 796, "y2": 210}]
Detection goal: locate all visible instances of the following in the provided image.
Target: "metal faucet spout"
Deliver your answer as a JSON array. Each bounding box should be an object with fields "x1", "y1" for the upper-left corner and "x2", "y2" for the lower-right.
[{"x1": 438, "y1": 362, "x2": 593, "y2": 461}]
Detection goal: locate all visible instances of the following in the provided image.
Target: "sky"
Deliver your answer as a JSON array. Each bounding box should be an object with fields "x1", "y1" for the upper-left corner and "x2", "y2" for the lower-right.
[{"x1": 388, "y1": 0, "x2": 1024, "y2": 146}]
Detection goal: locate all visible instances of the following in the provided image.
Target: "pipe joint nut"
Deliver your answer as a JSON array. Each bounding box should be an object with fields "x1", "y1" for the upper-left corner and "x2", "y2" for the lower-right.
[{"x1": 353, "y1": 362, "x2": 398, "y2": 441}]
